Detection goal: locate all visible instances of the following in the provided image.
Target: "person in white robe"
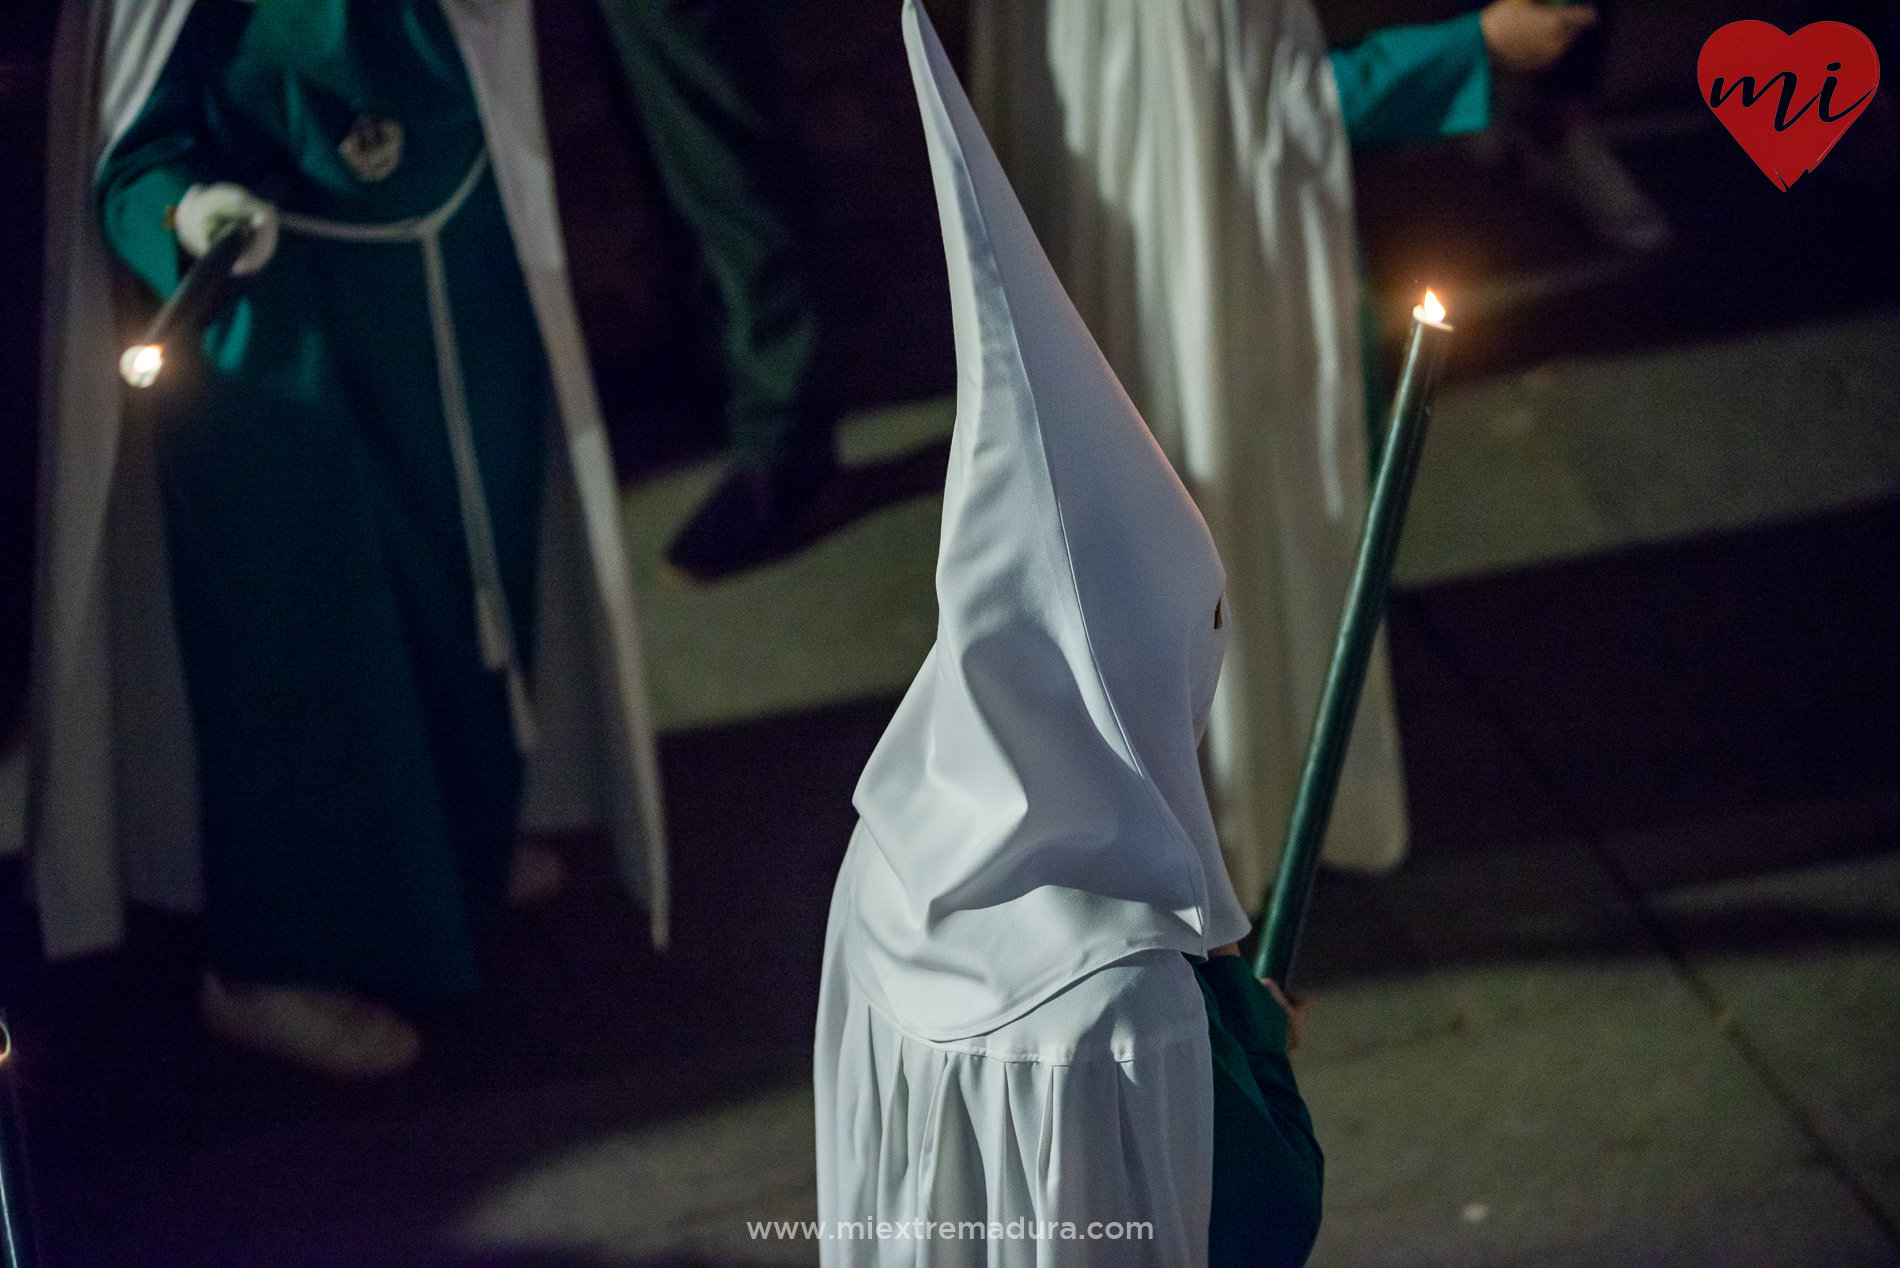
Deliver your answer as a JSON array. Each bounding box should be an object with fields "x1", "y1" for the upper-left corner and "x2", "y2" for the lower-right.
[
  {"x1": 815, "y1": 7, "x2": 1320, "y2": 1264},
  {"x1": 966, "y1": 0, "x2": 1595, "y2": 906}
]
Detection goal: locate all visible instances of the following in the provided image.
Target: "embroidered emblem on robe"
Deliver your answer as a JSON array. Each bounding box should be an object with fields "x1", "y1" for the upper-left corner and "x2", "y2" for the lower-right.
[{"x1": 338, "y1": 115, "x2": 404, "y2": 183}]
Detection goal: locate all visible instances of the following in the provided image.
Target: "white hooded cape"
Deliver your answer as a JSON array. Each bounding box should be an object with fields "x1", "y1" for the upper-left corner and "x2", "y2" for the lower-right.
[
  {"x1": 968, "y1": 0, "x2": 1411, "y2": 904},
  {"x1": 814, "y1": 5, "x2": 1246, "y2": 1261},
  {"x1": 31, "y1": 0, "x2": 669, "y2": 959}
]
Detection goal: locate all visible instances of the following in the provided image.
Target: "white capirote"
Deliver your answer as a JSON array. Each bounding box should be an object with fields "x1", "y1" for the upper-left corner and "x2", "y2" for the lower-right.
[{"x1": 816, "y1": 4, "x2": 1249, "y2": 1262}]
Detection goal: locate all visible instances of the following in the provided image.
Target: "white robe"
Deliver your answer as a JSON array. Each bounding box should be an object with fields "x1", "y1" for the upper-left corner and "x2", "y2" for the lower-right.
[
  {"x1": 817, "y1": 830, "x2": 1214, "y2": 1268},
  {"x1": 30, "y1": 0, "x2": 670, "y2": 959},
  {"x1": 818, "y1": 7, "x2": 1248, "y2": 1262},
  {"x1": 968, "y1": 0, "x2": 1411, "y2": 904}
]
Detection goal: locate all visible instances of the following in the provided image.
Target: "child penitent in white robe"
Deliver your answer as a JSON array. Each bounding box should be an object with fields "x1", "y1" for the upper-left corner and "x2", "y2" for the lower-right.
[{"x1": 814, "y1": 5, "x2": 1320, "y2": 1265}]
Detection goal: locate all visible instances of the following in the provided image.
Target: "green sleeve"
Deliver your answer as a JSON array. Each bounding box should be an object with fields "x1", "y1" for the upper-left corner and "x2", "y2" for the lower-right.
[
  {"x1": 1194, "y1": 954, "x2": 1324, "y2": 1268},
  {"x1": 96, "y1": 5, "x2": 249, "y2": 299},
  {"x1": 1327, "y1": 13, "x2": 1491, "y2": 150}
]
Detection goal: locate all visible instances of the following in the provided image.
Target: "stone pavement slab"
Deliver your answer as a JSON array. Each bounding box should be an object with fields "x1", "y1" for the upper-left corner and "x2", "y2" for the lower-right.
[
  {"x1": 1396, "y1": 312, "x2": 1900, "y2": 588},
  {"x1": 622, "y1": 401, "x2": 951, "y2": 732},
  {"x1": 616, "y1": 309, "x2": 1900, "y2": 737},
  {"x1": 458, "y1": 1085, "x2": 821, "y2": 1266},
  {"x1": 1653, "y1": 852, "x2": 1900, "y2": 1241},
  {"x1": 1296, "y1": 957, "x2": 1897, "y2": 1266}
]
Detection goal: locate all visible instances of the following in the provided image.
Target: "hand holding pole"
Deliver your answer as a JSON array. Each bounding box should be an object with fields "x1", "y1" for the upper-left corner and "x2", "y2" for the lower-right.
[{"x1": 119, "y1": 221, "x2": 258, "y2": 389}]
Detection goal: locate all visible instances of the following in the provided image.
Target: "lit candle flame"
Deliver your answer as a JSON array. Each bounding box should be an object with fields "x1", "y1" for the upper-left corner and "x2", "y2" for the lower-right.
[
  {"x1": 1415, "y1": 290, "x2": 1447, "y2": 326},
  {"x1": 120, "y1": 344, "x2": 164, "y2": 388}
]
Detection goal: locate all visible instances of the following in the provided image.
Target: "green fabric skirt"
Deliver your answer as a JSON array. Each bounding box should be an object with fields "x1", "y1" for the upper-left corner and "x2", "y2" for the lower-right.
[{"x1": 150, "y1": 169, "x2": 548, "y2": 1001}]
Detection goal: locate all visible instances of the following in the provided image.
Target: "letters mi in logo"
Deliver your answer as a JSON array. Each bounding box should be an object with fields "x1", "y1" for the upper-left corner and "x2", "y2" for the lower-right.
[{"x1": 1699, "y1": 22, "x2": 1881, "y2": 190}]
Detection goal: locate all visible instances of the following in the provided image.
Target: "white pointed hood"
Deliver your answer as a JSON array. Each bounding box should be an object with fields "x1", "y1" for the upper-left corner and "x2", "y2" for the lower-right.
[{"x1": 839, "y1": 0, "x2": 1250, "y2": 1042}]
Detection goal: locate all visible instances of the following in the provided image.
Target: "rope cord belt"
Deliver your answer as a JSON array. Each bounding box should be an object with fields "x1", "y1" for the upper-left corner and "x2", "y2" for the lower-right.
[{"x1": 278, "y1": 150, "x2": 539, "y2": 753}]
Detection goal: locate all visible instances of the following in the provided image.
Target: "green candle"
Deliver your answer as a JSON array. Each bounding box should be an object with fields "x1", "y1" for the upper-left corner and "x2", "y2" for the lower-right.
[{"x1": 1255, "y1": 291, "x2": 1453, "y2": 986}]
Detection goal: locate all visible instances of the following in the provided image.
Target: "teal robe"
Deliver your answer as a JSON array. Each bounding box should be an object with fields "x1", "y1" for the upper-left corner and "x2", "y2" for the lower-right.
[
  {"x1": 1329, "y1": 13, "x2": 1491, "y2": 151},
  {"x1": 98, "y1": 0, "x2": 548, "y2": 1000}
]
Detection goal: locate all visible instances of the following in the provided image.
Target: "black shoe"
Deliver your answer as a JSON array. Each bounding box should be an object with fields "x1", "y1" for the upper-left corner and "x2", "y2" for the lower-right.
[{"x1": 664, "y1": 450, "x2": 839, "y2": 582}]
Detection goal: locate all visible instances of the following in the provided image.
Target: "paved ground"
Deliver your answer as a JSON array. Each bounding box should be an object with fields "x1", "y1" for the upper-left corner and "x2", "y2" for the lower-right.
[
  {"x1": 7, "y1": 448, "x2": 1896, "y2": 1267},
  {"x1": 2, "y1": 0, "x2": 1898, "y2": 1263}
]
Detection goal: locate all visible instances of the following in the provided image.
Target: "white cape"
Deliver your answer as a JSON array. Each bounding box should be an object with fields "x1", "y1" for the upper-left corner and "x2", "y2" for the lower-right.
[
  {"x1": 969, "y1": 0, "x2": 1411, "y2": 904},
  {"x1": 816, "y1": 5, "x2": 1244, "y2": 1261},
  {"x1": 31, "y1": 0, "x2": 669, "y2": 958}
]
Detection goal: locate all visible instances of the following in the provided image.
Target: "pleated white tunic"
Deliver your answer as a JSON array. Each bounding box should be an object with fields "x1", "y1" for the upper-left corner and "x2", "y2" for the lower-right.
[{"x1": 817, "y1": 833, "x2": 1214, "y2": 1268}]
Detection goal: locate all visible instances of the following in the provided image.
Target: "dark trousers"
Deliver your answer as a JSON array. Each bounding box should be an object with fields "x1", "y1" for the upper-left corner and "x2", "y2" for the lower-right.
[{"x1": 597, "y1": 0, "x2": 831, "y2": 469}]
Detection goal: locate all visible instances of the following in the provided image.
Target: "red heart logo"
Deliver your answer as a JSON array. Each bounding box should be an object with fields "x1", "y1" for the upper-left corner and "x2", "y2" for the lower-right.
[{"x1": 1698, "y1": 21, "x2": 1881, "y2": 190}]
